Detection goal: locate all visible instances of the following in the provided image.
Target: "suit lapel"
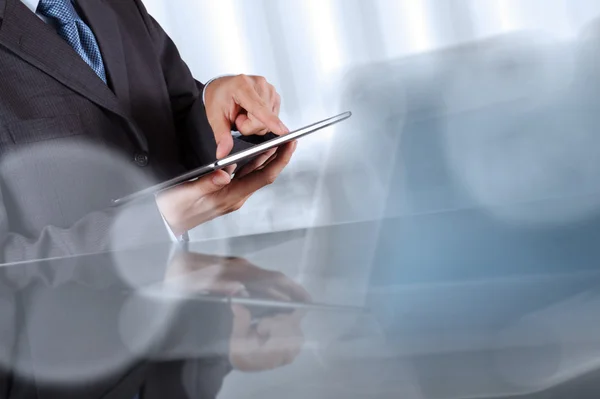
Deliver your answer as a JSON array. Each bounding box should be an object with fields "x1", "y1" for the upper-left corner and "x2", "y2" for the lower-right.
[
  {"x1": 0, "y1": 0, "x2": 127, "y2": 119},
  {"x1": 76, "y1": 0, "x2": 131, "y2": 110},
  {"x1": 0, "y1": 0, "x2": 149, "y2": 152}
]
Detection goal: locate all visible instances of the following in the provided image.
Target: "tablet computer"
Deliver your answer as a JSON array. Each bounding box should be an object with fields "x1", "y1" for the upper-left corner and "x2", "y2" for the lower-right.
[{"x1": 113, "y1": 111, "x2": 352, "y2": 205}]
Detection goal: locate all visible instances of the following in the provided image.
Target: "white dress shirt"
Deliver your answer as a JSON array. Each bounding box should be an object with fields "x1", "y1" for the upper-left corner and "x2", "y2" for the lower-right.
[
  {"x1": 20, "y1": 0, "x2": 49, "y2": 22},
  {"x1": 20, "y1": 0, "x2": 39, "y2": 12}
]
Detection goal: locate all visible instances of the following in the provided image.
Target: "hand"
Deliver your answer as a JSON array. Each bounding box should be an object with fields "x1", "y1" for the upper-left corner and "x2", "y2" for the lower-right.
[
  {"x1": 163, "y1": 251, "x2": 311, "y2": 372},
  {"x1": 156, "y1": 141, "x2": 297, "y2": 237},
  {"x1": 229, "y1": 304, "x2": 306, "y2": 372},
  {"x1": 204, "y1": 75, "x2": 289, "y2": 159},
  {"x1": 164, "y1": 251, "x2": 311, "y2": 303}
]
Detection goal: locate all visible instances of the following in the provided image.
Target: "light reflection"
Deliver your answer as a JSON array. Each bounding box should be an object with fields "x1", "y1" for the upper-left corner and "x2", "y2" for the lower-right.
[
  {"x1": 402, "y1": 0, "x2": 434, "y2": 53},
  {"x1": 303, "y1": 0, "x2": 344, "y2": 75}
]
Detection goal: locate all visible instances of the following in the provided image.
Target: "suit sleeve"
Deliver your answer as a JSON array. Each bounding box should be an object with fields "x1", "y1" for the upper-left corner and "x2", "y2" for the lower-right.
[
  {"x1": 0, "y1": 189, "x2": 171, "y2": 265},
  {"x1": 132, "y1": 0, "x2": 214, "y2": 168},
  {"x1": 133, "y1": 0, "x2": 278, "y2": 170}
]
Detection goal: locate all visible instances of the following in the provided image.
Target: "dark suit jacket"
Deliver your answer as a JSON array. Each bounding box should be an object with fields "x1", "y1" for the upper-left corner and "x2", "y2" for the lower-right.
[
  {"x1": 0, "y1": 0, "x2": 259, "y2": 264},
  {"x1": 0, "y1": 0, "x2": 262, "y2": 396}
]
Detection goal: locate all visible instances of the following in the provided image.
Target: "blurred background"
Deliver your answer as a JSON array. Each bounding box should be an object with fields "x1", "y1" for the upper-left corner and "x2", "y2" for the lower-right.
[{"x1": 141, "y1": 0, "x2": 600, "y2": 241}]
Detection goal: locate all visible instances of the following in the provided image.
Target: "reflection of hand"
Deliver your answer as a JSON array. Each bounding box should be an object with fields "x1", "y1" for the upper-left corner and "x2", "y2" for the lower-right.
[
  {"x1": 164, "y1": 251, "x2": 310, "y2": 372},
  {"x1": 229, "y1": 304, "x2": 306, "y2": 372},
  {"x1": 164, "y1": 251, "x2": 311, "y2": 301}
]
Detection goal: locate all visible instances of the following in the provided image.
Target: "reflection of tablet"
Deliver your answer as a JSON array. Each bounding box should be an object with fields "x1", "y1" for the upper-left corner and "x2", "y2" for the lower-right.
[
  {"x1": 150, "y1": 287, "x2": 368, "y2": 319},
  {"x1": 113, "y1": 111, "x2": 352, "y2": 205}
]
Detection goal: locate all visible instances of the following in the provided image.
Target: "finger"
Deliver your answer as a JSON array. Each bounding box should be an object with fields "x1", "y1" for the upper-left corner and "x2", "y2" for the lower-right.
[
  {"x1": 258, "y1": 311, "x2": 306, "y2": 329},
  {"x1": 276, "y1": 279, "x2": 312, "y2": 303},
  {"x1": 224, "y1": 164, "x2": 237, "y2": 176},
  {"x1": 233, "y1": 113, "x2": 250, "y2": 133},
  {"x1": 255, "y1": 317, "x2": 276, "y2": 338},
  {"x1": 252, "y1": 148, "x2": 278, "y2": 169},
  {"x1": 271, "y1": 335, "x2": 304, "y2": 367},
  {"x1": 260, "y1": 334, "x2": 304, "y2": 368},
  {"x1": 187, "y1": 169, "x2": 231, "y2": 193},
  {"x1": 200, "y1": 280, "x2": 246, "y2": 296},
  {"x1": 234, "y1": 141, "x2": 296, "y2": 194},
  {"x1": 235, "y1": 148, "x2": 277, "y2": 179},
  {"x1": 291, "y1": 308, "x2": 308, "y2": 323},
  {"x1": 255, "y1": 313, "x2": 295, "y2": 336},
  {"x1": 239, "y1": 82, "x2": 272, "y2": 135},
  {"x1": 230, "y1": 304, "x2": 252, "y2": 337},
  {"x1": 162, "y1": 169, "x2": 230, "y2": 205},
  {"x1": 267, "y1": 340, "x2": 297, "y2": 369},
  {"x1": 264, "y1": 287, "x2": 292, "y2": 302},
  {"x1": 213, "y1": 142, "x2": 295, "y2": 206},
  {"x1": 207, "y1": 111, "x2": 236, "y2": 159},
  {"x1": 257, "y1": 148, "x2": 280, "y2": 170},
  {"x1": 229, "y1": 305, "x2": 264, "y2": 371},
  {"x1": 273, "y1": 93, "x2": 281, "y2": 115},
  {"x1": 234, "y1": 86, "x2": 289, "y2": 136},
  {"x1": 235, "y1": 112, "x2": 269, "y2": 136}
]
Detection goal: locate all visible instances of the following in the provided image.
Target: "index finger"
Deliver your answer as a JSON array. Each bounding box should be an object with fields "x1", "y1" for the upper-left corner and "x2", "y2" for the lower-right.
[
  {"x1": 230, "y1": 303, "x2": 253, "y2": 337},
  {"x1": 234, "y1": 86, "x2": 289, "y2": 136},
  {"x1": 269, "y1": 274, "x2": 311, "y2": 303},
  {"x1": 279, "y1": 279, "x2": 312, "y2": 303}
]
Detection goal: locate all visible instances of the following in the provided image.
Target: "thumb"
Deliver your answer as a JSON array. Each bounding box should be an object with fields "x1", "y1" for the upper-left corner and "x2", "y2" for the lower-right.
[
  {"x1": 208, "y1": 281, "x2": 246, "y2": 296},
  {"x1": 186, "y1": 169, "x2": 231, "y2": 195},
  {"x1": 211, "y1": 115, "x2": 235, "y2": 159},
  {"x1": 231, "y1": 304, "x2": 252, "y2": 337}
]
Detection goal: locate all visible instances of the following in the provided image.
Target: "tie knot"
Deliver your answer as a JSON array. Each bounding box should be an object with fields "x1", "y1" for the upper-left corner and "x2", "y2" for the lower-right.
[{"x1": 37, "y1": 0, "x2": 78, "y2": 26}]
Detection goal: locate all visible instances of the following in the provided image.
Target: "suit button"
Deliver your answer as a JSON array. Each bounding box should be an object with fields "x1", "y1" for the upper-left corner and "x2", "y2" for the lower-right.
[{"x1": 134, "y1": 152, "x2": 149, "y2": 167}]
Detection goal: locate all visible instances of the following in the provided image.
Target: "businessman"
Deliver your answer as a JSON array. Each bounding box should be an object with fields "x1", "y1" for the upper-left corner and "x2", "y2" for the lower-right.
[
  {"x1": 0, "y1": 0, "x2": 307, "y2": 396},
  {"x1": 0, "y1": 0, "x2": 294, "y2": 263}
]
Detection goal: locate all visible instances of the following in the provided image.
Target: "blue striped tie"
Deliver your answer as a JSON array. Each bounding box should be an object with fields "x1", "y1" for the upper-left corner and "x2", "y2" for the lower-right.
[{"x1": 37, "y1": 0, "x2": 107, "y2": 83}]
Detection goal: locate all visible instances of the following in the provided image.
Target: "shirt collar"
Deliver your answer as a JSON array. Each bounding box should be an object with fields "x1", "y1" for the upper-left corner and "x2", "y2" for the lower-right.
[{"x1": 20, "y1": 0, "x2": 40, "y2": 13}]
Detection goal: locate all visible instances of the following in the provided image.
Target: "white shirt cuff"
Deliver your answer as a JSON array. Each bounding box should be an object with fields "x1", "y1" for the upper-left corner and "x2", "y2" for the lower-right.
[
  {"x1": 202, "y1": 75, "x2": 235, "y2": 105},
  {"x1": 155, "y1": 197, "x2": 187, "y2": 243},
  {"x1": 160, "y1": 213, "x2": 179, "y2": 242}
]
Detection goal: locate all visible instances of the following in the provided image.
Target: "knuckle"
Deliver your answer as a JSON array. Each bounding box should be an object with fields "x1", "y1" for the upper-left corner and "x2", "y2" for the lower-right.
[
  {"x1": 273, "y1": 270, "x2": 286, "y2": 279},
  {"x1": 203, "y1": 196, "x2": 218, "y2": 209},
  {"x1": 256, "y1": 96, "x2": 268, "y2": 108},
  {"x1": 225, "y1": 201, "x2": 244, "y2": 213},
  {"x1": 237, "y1": 74, "x2": 252, "y2": 86},
  {"x1": 216, "y1": 201, "x2": 231, "y2": 215},
  {"x1": 237, "y1": 125, "x2": 253, "y2": 136},
  {"x1": 269, "y1": 85, "x2": 278, "y2": 97},
  {"x1": 281, "y1": 357, "x2": 293, "y2": 367},
  {"x1": 255, "y1": 76, "x2": 268, "y2": 86},
  {"x1": 225, "y1": 256, "x2": 242, "y2": 264},
  {"x1": 265, "y1": 173, "x2": 278, "y2": 185}
]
